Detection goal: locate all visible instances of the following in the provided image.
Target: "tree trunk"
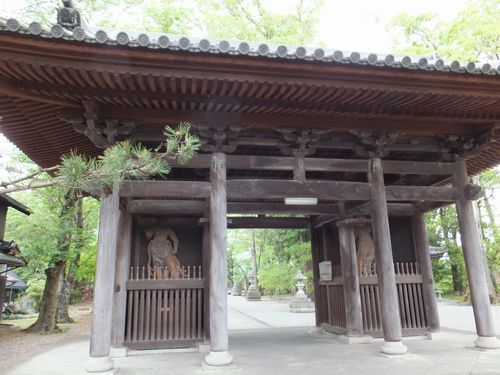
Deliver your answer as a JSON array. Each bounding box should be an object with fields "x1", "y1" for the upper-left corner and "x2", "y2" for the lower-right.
[
  {"x1": 451, "y1": 264, "x2": 464, "y2": 294},
  {"x1": 27, "y1": 262, "x2": 66, "y2": 332},
  {"x1": 251, "y1": 229, "x2": 258, "y2": 278},
  {"x1": 56, "y1": 271, "x2": 73, "y2": 323},
  {"x1": 56, "y1": 197, "x2": 83, "y2": 323},
  {"x1": 27, "y1": 191, "x2": 76, "y2": 333}
]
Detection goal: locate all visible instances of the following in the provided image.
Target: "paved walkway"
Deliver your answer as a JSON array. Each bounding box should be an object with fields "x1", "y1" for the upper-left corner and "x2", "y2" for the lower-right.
[{"x1": 3, "y1": 297, "x2": 500, "y2": 375}]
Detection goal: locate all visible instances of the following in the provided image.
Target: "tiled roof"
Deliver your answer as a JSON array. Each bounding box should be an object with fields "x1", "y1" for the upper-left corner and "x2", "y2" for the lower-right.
[{"x1": 1, "y1": 17, "x2": 499, "y2": 76}]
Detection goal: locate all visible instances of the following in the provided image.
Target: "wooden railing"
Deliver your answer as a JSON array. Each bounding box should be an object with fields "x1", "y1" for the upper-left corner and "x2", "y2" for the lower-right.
[
  {"x1": 359, "y1": 261, "x2": 427, "y2": 334},
  {"x1": 318, "y1": 262, "x2": 428, "y2": 336},
  {"x1": 124, "y1": 265, "x2": 204, "y2": 349}
]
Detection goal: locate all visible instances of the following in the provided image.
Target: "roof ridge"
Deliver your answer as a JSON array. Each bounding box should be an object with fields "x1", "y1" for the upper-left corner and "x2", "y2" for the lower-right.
[{"x1": 0, "y1": 17, "x2": 499, "y2": 76}]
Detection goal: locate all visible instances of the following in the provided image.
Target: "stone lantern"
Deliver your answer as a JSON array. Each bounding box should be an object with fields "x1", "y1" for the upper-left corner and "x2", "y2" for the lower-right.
[{"x1": 289, "y1": 271, "x2": 315, "y2": 313}]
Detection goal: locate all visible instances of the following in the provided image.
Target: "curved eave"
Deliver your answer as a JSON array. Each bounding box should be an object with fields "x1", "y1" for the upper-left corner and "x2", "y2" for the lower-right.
[
  {"x1": 0, "y1": 30, "x2": 499, "y2": 98},
  {"x1": 0, "y1": 253, "x2": 26, "y2": 267}
]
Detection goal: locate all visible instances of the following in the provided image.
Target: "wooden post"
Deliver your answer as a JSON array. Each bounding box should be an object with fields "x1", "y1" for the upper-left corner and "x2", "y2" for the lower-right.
[
  {"x1": 84, "y1": 184, "x2": 121, "y2": 374},
  {"x1": 337, "y1": 222, "x2": 363, "y2": 337},
  {"x1": 310, "y1": 220, "x2": 324, "y2": 328},
  {"x1": 368, "y1": 158, "x2": 407, "y2": 355},
  {"x1": 412, "y1": 213, "x2": 440, "y2": 332},
  {"x1": 0, "y1": 204, "x2": 7, "y2": 240},
  {"x1": 205, "y1": 153, "x2": 233, "y2": 366},
  {"x1": 202, "y1": 209, "x2": 211, "y2": 342},
  {"x1": 452, "y1": 160, "x2": 500, "y2": 349},
  {"x1": 111, "y1": 212, "x2": 132, "y2": 351}
]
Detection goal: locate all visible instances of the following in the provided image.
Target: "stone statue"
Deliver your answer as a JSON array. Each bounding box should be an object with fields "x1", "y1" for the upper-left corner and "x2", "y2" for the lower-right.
[
  {"x1": 355, "y1": 225, "x2": 376, "y2": 273},
  {"x1": 146, "y1": 227, "x2": 183, "y2": 279}
]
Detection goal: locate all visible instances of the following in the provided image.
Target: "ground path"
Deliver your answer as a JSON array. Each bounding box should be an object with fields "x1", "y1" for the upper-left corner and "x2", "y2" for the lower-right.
[{"x1": 1, "y1": 297, "x2": 500, "y2": 374}]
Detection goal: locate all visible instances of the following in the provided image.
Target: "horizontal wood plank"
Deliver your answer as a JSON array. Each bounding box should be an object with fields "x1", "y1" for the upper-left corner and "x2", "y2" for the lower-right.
[
  {"x1": 226, "y1": 179, "x2": 370, "y2": 200},
  {"x1": 120, "y1": 181, "x2": 210, "y2": 198},
  {"x1": 126, "y1": 279, "x2": 204, "y2": 290},
  {"x1": 167, "y1": 155, "x2": 454, "y2": 176}
]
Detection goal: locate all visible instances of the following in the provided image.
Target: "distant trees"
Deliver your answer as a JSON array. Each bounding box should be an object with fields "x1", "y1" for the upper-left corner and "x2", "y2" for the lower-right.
[
  {"x1": 228, "y1": 228, "x2": 311, "y2": 296},
  {"x1": 389, "y1": 0, "x2": 500, "y2": 61},
  {"x1": 15, "y1": 0, "x2": 325, "y2": 45}
]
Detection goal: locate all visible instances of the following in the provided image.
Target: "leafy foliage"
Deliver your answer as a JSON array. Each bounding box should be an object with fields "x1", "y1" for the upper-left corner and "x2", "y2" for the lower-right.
[
  {"x1": 14, "y1": 0, "x2": 325, "y2": 46},
  {"x1": 55, "y1": 124, "x2": 199, "y2": 195},
  {"x1": 389, "y1": 0, "x2": 500, "y2": 61},
  {"x1": 228, "y1": 227, "x2": 311, "y2": 296}
]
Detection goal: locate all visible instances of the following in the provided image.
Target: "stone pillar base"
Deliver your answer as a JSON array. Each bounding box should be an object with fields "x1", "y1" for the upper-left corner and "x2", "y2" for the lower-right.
[
  {"x1": 246, "y1": 286, "x2": 261, "y2": 301},
  {"x1": 204, "y1": 351, "x2": 233, "y2": 366},
  {"x1": 109, "y1": 347, "x2": 127, "y2": 358},
  {"x1": 475, "y1": 336, "x2": 500, "y2": 349},
  {"x1": 338, "y1": 335, "x2": 374, "y2": 345},
  {"x1": 84, "y1": 356, "x2": 114, "y2": 374},
  {"x1": 381, "y1": 340, "x2": 407, "y2": 355}
]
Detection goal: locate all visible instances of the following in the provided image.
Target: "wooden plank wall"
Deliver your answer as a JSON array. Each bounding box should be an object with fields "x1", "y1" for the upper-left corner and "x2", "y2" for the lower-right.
[
  {"x1": 124, "y1": 266, "x2": 204, "y2": 349},
  {"x1": 359, "y1": 261, "x2": 428, "y2": 336},
  {"x1": 319, "y1": 261, "x2": 428, "y2": 336}
]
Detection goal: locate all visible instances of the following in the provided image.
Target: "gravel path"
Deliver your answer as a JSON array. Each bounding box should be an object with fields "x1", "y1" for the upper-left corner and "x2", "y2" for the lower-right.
[{"x1": 0, "y1": 303, "x2": 91, "y2": 374}]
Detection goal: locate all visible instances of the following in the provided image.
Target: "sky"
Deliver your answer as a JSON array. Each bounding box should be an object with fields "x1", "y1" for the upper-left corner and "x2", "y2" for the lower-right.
[{"x1": 1, "y1": 0, "x2": 469, "y2": 52}]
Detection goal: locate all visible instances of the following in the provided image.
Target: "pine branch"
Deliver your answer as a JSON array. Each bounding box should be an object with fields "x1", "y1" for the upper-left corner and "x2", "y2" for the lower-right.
[
  {"x1": 0, "y1": 179, "x2": 59, "y2": 194},
  {"x1": 0, "y1": 165, "x2": 59, "y2": 188}
]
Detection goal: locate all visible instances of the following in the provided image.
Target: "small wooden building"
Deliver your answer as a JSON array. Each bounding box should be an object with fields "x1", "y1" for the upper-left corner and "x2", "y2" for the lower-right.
[
  {"x1": 0, "y1": 194, "x2": 30, "y2": 320},
  {"x1": 0, "y1": 5, "x2": 499, "y2": 373}
]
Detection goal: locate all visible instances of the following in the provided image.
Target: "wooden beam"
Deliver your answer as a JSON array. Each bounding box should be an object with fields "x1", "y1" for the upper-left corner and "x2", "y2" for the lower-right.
[
  {"x1": 228, "y1": 202, "x2": 339, "y2": 215},
  {"x1": 226, "y1": 179, "x2": 370, "y2": 201},
  {"x1": 120, "y1": 181, "x2": 210, "y2": 198},
  {"x1": 228, "y1": 217, "x2": 309, "y2": 229},
  {"x1": 313, "y1": 203, "x2": 415, "y2": 228},
  {"x1": 0, "y1": 80, "x2": 79, "y2": 108},
  {"x1": 167, "y1": 155, "x2": 455, "y2": 176},
  {"x1": 127, "y1": 199, "x2": 206, "y2": 214},
  {"x1": 120, "y1": 179, "x2": 456, "y2": 202},
  {"x1": 95, "y1": 107, "x2": 478, "y2": 136},
  {"x1": 385, "y1": 186, "x2": 457, "y2": 202}
]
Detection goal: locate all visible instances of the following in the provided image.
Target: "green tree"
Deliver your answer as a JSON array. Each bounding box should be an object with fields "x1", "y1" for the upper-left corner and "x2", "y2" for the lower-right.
[
  {"x1": 388, "y1": 1, "x2": 500, "y2": 299},
  {"x1": 227, "y1": 227, "x2": 311, "y2": 296},
  {"x1": 14, "y1": 0, "x2": 324, "y2": 45},
  {"x1": 2, "y1": 125, "x2": 200, "y2": 332},
  {"x1": 389, "y1": 0, "x2": 500, "y2": 61}
]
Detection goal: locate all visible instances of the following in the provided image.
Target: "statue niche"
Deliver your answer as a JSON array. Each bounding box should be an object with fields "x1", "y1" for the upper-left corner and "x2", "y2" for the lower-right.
[
  {"x1": 146, "y1": 227, "x2": 184, "y2": 279},
  {"x1": 355, "y1": 225, "x2": 376, "y2": 274}
]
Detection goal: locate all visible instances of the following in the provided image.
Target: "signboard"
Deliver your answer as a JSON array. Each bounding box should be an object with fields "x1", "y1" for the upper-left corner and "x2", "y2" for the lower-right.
[{"x1": 319, "y1": 261, "x2": 332, "y2": 281}]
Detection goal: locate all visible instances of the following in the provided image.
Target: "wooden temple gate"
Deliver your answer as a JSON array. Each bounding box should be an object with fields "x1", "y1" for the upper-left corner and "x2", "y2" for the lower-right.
[{"x1": 1, "y1": 7, "x2": 500, "y2": 372}]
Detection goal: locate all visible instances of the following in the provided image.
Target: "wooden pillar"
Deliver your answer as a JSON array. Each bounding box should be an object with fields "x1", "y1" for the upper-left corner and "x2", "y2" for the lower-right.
[
  {"x1": 202, "y1": 211, "x2": 211, "y2": 341},
  {"x1": 337, "y1": 222, "x2": 363, "y2": 337},
  {"x1": 0, "y1": 204, "x2": 7, "y2": 240},
  {"x1": 0, "y1": 271, "x2": 6, "y2": 323},
  {"x1": 368, "y1": 158, "x2": 407, "y2": 354},
  {"x1": 310, "y1": 219, "x2": 324, "y2": 328},
  {"x1": 111, "y1": 212, "x2": 132, "y2": 351},
  {"x1": 205, "y1": 153, "x2": 233, "y2": 366},
  {"x1": 412, "y1": 213, "x2": 440, "y2": 332},
  {"x1": 452, "y1": 160, "x2": 500, "y2": 349},
  {"x1": 85, "y1": 184, "x2": 121, "y2": 374}
]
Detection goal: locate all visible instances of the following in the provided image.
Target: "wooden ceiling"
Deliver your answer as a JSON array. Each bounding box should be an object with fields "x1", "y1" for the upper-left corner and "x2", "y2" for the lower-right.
[{"x1": 0, "y1": 31, "x2": 499, "y2": 178}]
